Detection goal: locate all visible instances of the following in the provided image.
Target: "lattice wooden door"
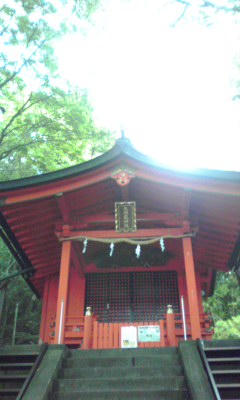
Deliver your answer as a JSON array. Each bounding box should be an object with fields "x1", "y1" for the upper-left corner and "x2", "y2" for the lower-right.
[{"x1": 85, "y1": 271, "x2": 180, "y2": 323}]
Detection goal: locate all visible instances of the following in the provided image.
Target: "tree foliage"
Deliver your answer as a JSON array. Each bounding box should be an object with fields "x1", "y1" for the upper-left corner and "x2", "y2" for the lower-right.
[
  {"x1": 0, "y1": 240, "x2": 42, "y2": 345},
  {"x1": 214, "y1": 316, "x2": 240, "y2": 339},
  {"x1": 170, "y1": 0, "x2": 240, "y2": 25},
  {"x1": 0, "y1": 88, "x2": 113, "y2": 179},
  {"x1": 204, "y1": 272, "x2": 240, "y2": 339},
  {"x1": 0, "y1": 0, "x2": 113, "y2": 180}
]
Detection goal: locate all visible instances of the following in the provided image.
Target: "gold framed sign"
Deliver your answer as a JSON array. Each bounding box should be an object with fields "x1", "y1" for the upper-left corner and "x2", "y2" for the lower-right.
[{"x1": 115, "y1": 201, "x2": 137, "y2": 232}]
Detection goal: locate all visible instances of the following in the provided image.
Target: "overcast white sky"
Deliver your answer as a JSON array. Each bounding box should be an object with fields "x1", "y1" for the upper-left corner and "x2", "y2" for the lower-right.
[{"x1": 55, "y1": 0, "x2": 240, "y2": 171}]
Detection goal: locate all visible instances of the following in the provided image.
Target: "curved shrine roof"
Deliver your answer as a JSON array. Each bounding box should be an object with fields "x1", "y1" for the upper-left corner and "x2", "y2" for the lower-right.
[{"x1": 0, "y1": 138, "x2": 239, "y2": 297}]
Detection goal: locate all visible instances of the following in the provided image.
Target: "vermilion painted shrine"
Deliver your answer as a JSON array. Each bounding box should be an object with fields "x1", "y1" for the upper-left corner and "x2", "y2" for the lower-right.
[{"x1": 0, "y1": 137, "x2": 240, "y2": 349}]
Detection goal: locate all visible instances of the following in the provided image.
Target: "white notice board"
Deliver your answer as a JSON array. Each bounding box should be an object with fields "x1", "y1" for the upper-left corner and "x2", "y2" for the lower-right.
[
  {"x1": 121, "y1": 326, "x2": 138, "y2": 348},
  {"x1": 138, "y1": 325, "x2": 161, "y2": 342}
]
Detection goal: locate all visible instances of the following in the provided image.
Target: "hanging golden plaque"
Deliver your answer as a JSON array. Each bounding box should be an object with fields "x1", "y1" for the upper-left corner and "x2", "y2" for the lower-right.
[{"x1": 115, "y1": 202, "x2": 137, "y2": 232}]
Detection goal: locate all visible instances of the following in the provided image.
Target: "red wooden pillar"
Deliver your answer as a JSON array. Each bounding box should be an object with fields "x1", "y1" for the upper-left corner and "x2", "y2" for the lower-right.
[
  {"x1": 39, "y1": 277, "x2": 50, "y2": 343},
  {"x1": 182, "y1": 237, "x2": 201, "y2": 340},
  {"x1": 54, "y1": 241, "x2": 72, "y2": 344}
]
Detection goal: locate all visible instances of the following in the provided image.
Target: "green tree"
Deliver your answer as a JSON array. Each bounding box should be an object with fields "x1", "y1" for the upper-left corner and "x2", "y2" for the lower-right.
[
  {"x1": 0, "y1": 0, "x2": 112, "y2": 180},
  {"x1": 0, "y1": 88, "x2": 113, "y2": 179},
  {"x1": 214, "y1": 316, "x2": 240, "y2": 339},
  {"x1": 171, "y1": 0, "x2": 240, "y2": 25},
  {"x1": 204, "y1": 272, "x2": 240, "y2": 339},
  {"x1": 0, "y1": 240, "x2": 42, "y2": 345}
]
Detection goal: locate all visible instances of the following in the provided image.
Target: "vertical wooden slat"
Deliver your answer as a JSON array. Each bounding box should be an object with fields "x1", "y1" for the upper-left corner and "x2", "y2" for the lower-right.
[
  {"x1": 109, "y1": 323, "x2": 114, "y2": 349},
  {"x1": 118, "y1": 323, "x2": 121, "y2": 348},
  {"x1": 103, "y1": 323, "x2": 108, "y2": 349},
  {"x1": 113, "y1": 323, "x2": 119, "y2": 348},
  {"x1": 98, "y1": 323, "x2": 103, "y2": 349},
  {"x1": 160, "y1": 320, "x2": 165, "y2": 347},
  {"x1": 92, "y1": 320, "x2": 98, "y2": 349}
]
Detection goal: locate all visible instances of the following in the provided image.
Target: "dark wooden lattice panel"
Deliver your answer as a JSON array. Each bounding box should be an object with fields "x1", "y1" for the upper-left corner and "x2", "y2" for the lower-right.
[
  {"x1": 132, "y1": 271, "x2": 180, "y2": 321},
  {"x1": 85, "y1": 271, "x2": 180, "y2": 323},
  {"x1": 85, "y1": 273, "x2": 131, "y2": 323}
]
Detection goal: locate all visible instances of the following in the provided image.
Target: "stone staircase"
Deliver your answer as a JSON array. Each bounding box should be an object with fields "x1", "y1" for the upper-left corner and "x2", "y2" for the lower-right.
[
  {"x1": 201, "y1": 340, "x2": 240, "y2": 400},
  {"x1": 0, "y1": 345, "x2": 40, "y2": 400},
  {"x1": 49, "y1": 347, "x2": 189, "y2": 400}
]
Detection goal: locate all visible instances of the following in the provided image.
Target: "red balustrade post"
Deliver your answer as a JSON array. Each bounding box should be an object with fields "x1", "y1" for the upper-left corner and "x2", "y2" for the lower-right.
[
  {"x1": 166, "y1": 308, "x2": 177, "y2": 347},
  {"x1": 82, "y1": 316, "x2": 93, "y2": 349}
]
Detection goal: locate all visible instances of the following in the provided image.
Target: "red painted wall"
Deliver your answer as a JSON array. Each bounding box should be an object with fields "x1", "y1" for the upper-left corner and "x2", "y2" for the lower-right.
[
  {"x1": 67, "y1": 266, "x2": 86, "y2": 317},
  {"x1": 40, "y1": 274, "x2": 59, "y2": 343},
  {"x1": 40, "y1": 267, "x2": 86, "y2": 343}
]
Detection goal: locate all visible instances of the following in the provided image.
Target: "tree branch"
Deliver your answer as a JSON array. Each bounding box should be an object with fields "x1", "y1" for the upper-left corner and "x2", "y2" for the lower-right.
[
  {"x1": 0, "y1": 139, "x2": 46, "y2": 161},
  {"x1": 0, "y1": 94, "x2": 33, "y2": 145},
  {"x1": 170, "y1": 4, "x2": 189, "y2": 26},
  {"x1": 0, "y1": 40, "x2": 46, "y2": 90},
  {"x1": 0, "y1": 94, "x2": 52, "y2": 145},
  {"x1": 175, "y1": 0, "x2": 240, "y2": 13}
]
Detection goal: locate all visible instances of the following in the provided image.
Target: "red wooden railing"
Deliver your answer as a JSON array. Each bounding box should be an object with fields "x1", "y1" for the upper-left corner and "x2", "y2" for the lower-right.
[{"x1": 49, "y1": 313, "x2": 213, "y2": 348}]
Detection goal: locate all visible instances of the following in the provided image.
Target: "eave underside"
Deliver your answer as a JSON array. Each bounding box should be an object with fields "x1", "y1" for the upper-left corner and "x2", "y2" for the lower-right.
[{"x1": 1, "y1": 169, "x2": 240, "y2": 297}]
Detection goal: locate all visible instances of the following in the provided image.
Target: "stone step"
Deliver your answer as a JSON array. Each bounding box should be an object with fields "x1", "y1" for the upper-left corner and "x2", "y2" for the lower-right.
[
  {"x1": 0, "y1": 345, "x2": 40, "y2": 356},
  {"x1": 0, "y1": 362, "x2": 34, "y2": 369},
  {"x1": 64, "y1": 354, "x2": 179, "y2": 369},
  {"x1": 203, "y1": 340, "x2": 240, "y2": 349},
  {"x1": 0, "y1": 374, "x2": 28, "y2": 381},
  {"x1": 60, "y1": 365, "x2": 183, "y2": 379},
  {"x1": 55, "y1": 376, "x2": 186, "y2": 392},
  {"x1": 50, "y1": 389, "x2": 189, "y2": 400},
  {"x1": 69, "y1": 347, "x2": 178, "y2": 359},
  {"x1": 211, "y1": 362, "x2": 240, "y2": 371}
]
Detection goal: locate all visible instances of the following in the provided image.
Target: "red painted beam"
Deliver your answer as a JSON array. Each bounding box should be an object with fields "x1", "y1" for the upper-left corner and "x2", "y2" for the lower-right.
[
  {"x1": 26, "y1": 243, "x2": 59, "y2": 256},
  {"x1": 35, "y1": 267, "x2": 60, "y2": 280},
  {"x1": 58, "y1": 227, "x2": 193, "y2": 240},
  {"x1": 33, "y1": 260, "x2": 59, "y2": 269},
  {"x1": 17, "y1": 231, "x2": 55, "y2": 244},
  {"x1": 3, "y1": 201, "x2": 56, "y2": 217},
  {"x1": 195, "y1": 247, "x2": 231, "y2": 257},
  {"x1": 195, "y1": 238, "x2": 234, "y2": 252},
  {"x1": 69, "y1": 212, "x2": 181, "y2": 226},
  {"x1": 194, "y1": 255, "x2": 228, "y2": 267},
  {"x1": 194, "y1": 250, "x2": 231, "y2": 263},
  {"x1": 8, "y1": 212, "x2": 57, "y2": 230},
  {"x1": 14, "y1": 223, "x2": 55, "y2": 235},
  {"x1": 194, "y1": 258, "x2": 226, "y2": 271},
  {"x1": 30, "y1": 253, "x2": 59, "y2": 264},
  {"x1": 23, "y1": 240, "x2": 59, "y2": 252},
  {"x1": 198, "y1": 230, "x2": 237, "y2": 241},
  {"x1": 3, "y1": 170, "x2": 112, "y2": 205}
]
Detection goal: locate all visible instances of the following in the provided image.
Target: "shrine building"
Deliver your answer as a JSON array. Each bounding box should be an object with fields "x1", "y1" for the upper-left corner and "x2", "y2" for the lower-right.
[{"x1": 0, "y1": 137, "x2": 240, "y2": 349}]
